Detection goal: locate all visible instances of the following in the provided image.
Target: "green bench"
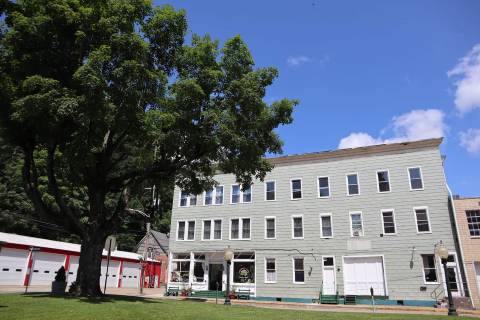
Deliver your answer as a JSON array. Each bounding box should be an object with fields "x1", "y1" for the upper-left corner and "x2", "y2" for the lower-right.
[
  {"x1": 166, "y1": 286, "x2": 179, "y2": 296},
  {"x1": 236, "y1": 289, "x2": 252, "y2": 300}
]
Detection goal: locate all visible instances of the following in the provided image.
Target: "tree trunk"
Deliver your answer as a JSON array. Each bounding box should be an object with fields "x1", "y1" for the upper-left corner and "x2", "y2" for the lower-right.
[{"x1": 74, "y1": 231, "x2": 106, "y2": 297}]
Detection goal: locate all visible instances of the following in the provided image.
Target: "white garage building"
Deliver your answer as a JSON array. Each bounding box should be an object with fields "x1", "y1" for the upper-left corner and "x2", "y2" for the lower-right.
[{"x1": 0, "y1": 232, "x2": 160, "y2": 289}]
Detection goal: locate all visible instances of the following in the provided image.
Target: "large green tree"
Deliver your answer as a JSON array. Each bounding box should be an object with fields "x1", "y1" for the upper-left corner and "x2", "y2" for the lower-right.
[{"x1": 0, "y1": 0, "x2": 297, "y2": 296}]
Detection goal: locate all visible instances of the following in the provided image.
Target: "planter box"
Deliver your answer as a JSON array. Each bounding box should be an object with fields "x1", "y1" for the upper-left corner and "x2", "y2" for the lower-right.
[{"x1": 51, "y1": 281, "x2": 67, "y2": 295}]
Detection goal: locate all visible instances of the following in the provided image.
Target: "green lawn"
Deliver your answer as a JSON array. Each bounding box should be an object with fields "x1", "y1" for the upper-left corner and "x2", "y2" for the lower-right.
[{"x1": 0, "y1": 294, "x2": 469, "y2": 320}]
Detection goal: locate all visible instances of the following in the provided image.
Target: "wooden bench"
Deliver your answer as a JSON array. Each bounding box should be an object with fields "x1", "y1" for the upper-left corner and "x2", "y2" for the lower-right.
[
  {"x1": 166, "y1": 286, "x2": 179, "y2": 296},
  {"x1": 236, "y1": 289, "x2": 251, "y2": 300}
]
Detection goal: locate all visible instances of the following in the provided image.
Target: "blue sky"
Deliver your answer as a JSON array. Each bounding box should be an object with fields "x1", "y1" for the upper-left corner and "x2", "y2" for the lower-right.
[{"x1": 160, "y1": 0, "x2": 480, "y2": 196}]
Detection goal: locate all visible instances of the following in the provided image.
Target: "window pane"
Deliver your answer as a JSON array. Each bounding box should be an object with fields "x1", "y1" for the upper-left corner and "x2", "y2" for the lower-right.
[
  {"x1": 409, "y1": 167, "x2": 421, "y2": 179},
  {"x1": 178, "y1": 221, "x2": 185, "y2": 240},
  {"x1": 347, "y1": 174, "x2": 359, "y2": 195},
  {"x1": 416, "y1": 209, "x2": 430, "y2": 232},
  {"x1": 382, "y1": 211, "x2": 396, "y2": 234},
  {"x1": 266, "y1": 218, "x2": 275, "y2": 238},
  {"x1": 266, "y1": 181, "x2": 275, "y2": 201},
  {"x1": 233, "y1": 261, "x2": 255, "y2": 283},
  {"x1": 231, "y1": 185, "x2": 240, "y2": 203},
  {"x1": 321, "y1": 216, "x2": 332, "y2": 237},
  {"x1": 466, "y1": 210, "x2": 480, "y2": 236},
  {"x1": 377, "y1": 171, "x2": 390, "y2": 192},
  {"x1": 323, "y1": 257, "x2": 334, "y2": 267},
  {"x1": 193, "y1": 262, "x2": 205, "y2": 282},
  {"x1": 266, "y1": 258, "x2": 276, "y2": 282},
  {"x1": 422, "y1": 255, "x2": 438, "y2": 283},
  {"x1": 215, "y1": 186, "x2": 224, "y2": 204},
  {"x1": 171, "y1": 261, "x2": 190, "y2": 282},
  {"x1": 190, "y1": 194, "x2": 197, "y2": 206},
  {"x1": 292, "y1": 180, "x2": 302, "y2": 199},
  {"x1": 318, "y1": 177, "x2": 330, "y2": 197},
  {"x1": 409, "y1": 168, "x2": 423, "y2": 190},
  {"x1": 243, "y1": 186, "x2": 252, "y2": 203},
  {"x1": 242, "y1": 218, "x2": 251, "y2": 239},
  {"x1": 266, "y1": 259, "x2": 276, "y2": 270},
  {"x1": 231, "y1": 219, "x2": 239, "y2": 239},
  {"x1": 205, "y1": 189, "x2": 213, "y2": 205},
  {"x1": 180, "y1": 191, "x2": 188, "y2": 207},
  {"x1": 351, "y1": 213, "x2": 363, "y2": 236},
  {"x1": 293, "y1": 217, "x2": 303, "y2": 238},
  {"x1": 203, "y1": 220, "x2": 211, "y2": 240},
  {"x1": 214, "y1": 220, "x2": 222, "y2": 239},
  {"x1": 294, "y1": 258, "x2": 304, "y2": 282},
  {"x1": 187, "y1": 221, "x2": 195, "y2": 240}
]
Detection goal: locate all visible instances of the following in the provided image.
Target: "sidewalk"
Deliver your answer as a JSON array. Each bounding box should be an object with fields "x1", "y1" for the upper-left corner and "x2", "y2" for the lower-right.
[{"x1": 0, "y1": 285, "x2": 165, "y2": 297}]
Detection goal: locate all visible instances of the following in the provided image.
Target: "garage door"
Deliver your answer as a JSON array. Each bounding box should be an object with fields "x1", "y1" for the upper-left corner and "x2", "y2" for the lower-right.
[
  {"x1": 343, "y1": 256, "x2": 386, "y2": 295},
  {"x1": 67, "y1": 256, "x2": 79, "y2": 286},
  {"x1": 0, "y1": 248, "x2": 29, "y2": 285},
  {"x1": 30, "y1": 252, "x2": 66, "y2": 286},
  {"x1": 100, "y1": 260, "x2": 120, "y2": 288},
  {"x1": 122, "y1": 262, "x2": 140, "y2": 288}
]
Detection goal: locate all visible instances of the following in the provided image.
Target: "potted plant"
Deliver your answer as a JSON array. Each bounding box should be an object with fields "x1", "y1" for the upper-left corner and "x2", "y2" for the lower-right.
[
  {"x1": 51, "y1": 266, "x2": 67, "y2": 295},
  {"x1": 228, "y1": 290, "x2": 236, "y2": 300}
]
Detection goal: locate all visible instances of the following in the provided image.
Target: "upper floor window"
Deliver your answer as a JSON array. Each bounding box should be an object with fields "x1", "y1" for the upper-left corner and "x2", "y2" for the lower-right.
[
  {"x1": 190, "y1": 194, "x2": 197, "y2": 206},
  {"x1": 466, "y1": 210, "x2": 480, "y2": 237},
  {"x1": 376, "y1": 170, "x2": 391, "y2": 192},
  {"x1": 422, "y1": 254, "x2": 438, "y2": 284},
  {"x1": 230, "y1": 218, "x2": 251, "y2": 240},
  {"x1": 381, "y1": 209, "x2": 396, "y2": 235},
  {"x1": 293, "y1": 258, "x2": 305, "y2": 283},
  {"x1": 317, "y1": 177, "x2": 330, "y2": 198},
  {"x1": 320, "y1": 214, "x2": 333, "y2": 238},
  {"x1": 202, "y1": 219, "x2": 222, "y2": 240},
  {"x1": 350, "y1": 212, "x2": 364, "y2": 237},
  {"x1": 177, "y1": 220, "x2": 195, "y2": 241},
  {"x1": 265, "y1": 217, "x2": 276, "y2": 239},
  {"x1": 265, "y1": 181, "x2": 276, "y2": 201},
  {"x1": 408, "y1": 167, "x2": 424, "y2": 190},
  {"x1": 414, "y1": 207, "x2": 431, "y2": 233},
  {"x1": 231, "y1": 185, "x2": 252, "y2": 204},
  {"x1": 179, "y1": 191, "x2": 197, "y2": 207},
  {"x1": 291, "y1": 179, "x2": 302, "y2": 200},
  {"x1": 346, "y1": 173, "x2": 360, "y2": 195},
  {"x1": 204, "y1": 186, "x2": 224, "y2": 205},
  {"x1": 292, "y1": 215, "x2": 304, "y2": 239}
]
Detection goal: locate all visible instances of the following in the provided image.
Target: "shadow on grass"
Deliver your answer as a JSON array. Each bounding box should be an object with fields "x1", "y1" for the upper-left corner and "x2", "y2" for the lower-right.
[{"x1": 23, "y1": 292, "x2": 163, "y2": 304}]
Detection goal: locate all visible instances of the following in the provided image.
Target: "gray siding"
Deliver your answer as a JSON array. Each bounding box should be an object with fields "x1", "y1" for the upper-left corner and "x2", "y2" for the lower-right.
[{"x1": 169, "y1": 146, "x2": 456, "y2": 300}]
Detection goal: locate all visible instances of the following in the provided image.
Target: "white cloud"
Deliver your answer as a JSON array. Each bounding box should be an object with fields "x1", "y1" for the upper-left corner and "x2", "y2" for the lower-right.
[
  {"x1": 447, "y1": 44, "x2": 480, "y2": 115},
  {"x1": 286, "y1": 55, "x2": 312, "y2": 67},
  {"x1": 338, "y1": 109, "x2": 448, "y2": 149},
  {"x1": 459, "y1": 128, "x2": 480, "y2": 154}
]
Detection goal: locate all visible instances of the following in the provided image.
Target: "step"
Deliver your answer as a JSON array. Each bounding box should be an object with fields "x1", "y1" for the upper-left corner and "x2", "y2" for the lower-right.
[
  {"x1": 321, "y1": 295, "x2": 339, "y2": 304},
  {"x1": 344, "y1": 295, "x2": 357, "y2": 305}
]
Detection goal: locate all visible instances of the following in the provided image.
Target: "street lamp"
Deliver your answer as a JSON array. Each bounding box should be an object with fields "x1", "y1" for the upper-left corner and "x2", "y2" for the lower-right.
[
  {"x1": 224, "y1": 246, "x2": 234, "y2": 305},
  {"x1": 435, "y1": 241, "x2": 457, "y2": 316}
]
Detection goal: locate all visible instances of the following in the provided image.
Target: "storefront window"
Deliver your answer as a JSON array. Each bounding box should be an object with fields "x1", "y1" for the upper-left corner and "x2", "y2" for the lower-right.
[
  {"x1": 233, "y1": 261, "x2": 255, "y2": 284},
  {"x1": 170, "y1": 261, "x2": 190, "y2": 283},
  {"x1": 193, "y1": 262, "x2": 205, "y2": 282}
]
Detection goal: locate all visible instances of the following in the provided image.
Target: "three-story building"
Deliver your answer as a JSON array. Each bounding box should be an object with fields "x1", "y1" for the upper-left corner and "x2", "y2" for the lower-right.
[{"x1": 167, "y1": 138, "x2": 464, "y2": 306}]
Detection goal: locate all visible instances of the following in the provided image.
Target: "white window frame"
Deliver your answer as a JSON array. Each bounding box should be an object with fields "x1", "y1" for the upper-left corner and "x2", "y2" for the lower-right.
[
  {"x1": 291, "y1": 215, "x2": 304, "y2": 239},
  {"x1": 264, "y1": 216, "x2": 276, "y2": 239},
  {"x1": 264, "y1": 180, "x2": 276, "y2": 201},
  {"x1": 264, "y1": 258, "x2": 277, "y2": 284},
  {"x1": 346, "y1": 173, "x2": 360, "y2": 196},
  {"x1": 201, "y1": 218, "x2": 223, "y2": 241},
  {"x1": 421, "y1": 254, "x2": 440, "y2": 285},
  {"x1": 408, "y1": 166, "x2": 424, "y2": 191},
  {"x1": 320, "y1": 213, "x2": 333, "y2": 239},
  {"x1": 203, "y1": 185, "x2": 224, "y2": 206},
  {"x1": 290, "y1": 178, "x2": 303, "y2": 200},
  {"x1": 349, "y1": 211, "x2": 364, "y2": 237},
  {"x1": 317, "y1": 176, "x2": 331, "y2": 198},
  {"x1": 380, "y1": 209, "x2": 397, "y2": 235},
  {"x1": 376, "y1": 169, "x2": 391, "y2": 193},
  {"x1": 229, "y1": 217, "x2": 252, "y2": 240},
  {"x1": 230, "y1": 184, "x2": 253, "y2": 204},
  {"x1": 292, "y1": 257, "x2": 305, "y2": 284},
  {"x1": 414, "y1": 206, "x2": 432, "y2": 234},
  {"x1": 176, "y1": 220, "x2": 195, "y2": 241},
  {"x1": 179, "y1": 190, "x2": 197, "y2": 207}
]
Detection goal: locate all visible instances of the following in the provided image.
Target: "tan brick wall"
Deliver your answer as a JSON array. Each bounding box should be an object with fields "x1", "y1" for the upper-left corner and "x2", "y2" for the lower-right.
[{"x1": 454, "y1": 198, "x2": 480, "y2": 307}]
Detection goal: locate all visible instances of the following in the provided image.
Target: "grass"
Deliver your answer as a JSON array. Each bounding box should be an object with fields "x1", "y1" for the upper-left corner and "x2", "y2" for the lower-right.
[{"x1": 0, "y1": 293, "x2": 470, "y2": 320}]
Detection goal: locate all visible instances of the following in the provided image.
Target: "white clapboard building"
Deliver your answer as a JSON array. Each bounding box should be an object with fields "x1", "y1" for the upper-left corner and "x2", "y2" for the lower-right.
[{"x1": 0, "y1": 232, "x2": 159, "y2": 288}]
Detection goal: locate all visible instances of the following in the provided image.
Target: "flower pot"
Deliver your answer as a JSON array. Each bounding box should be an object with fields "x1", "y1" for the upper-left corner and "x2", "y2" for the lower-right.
[{"x1": 51, "y1": 281, "x2": 67, "y2": 295}]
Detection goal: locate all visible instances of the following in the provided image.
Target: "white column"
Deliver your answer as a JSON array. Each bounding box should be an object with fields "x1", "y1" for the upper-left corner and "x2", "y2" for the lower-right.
[{"x1": 189, "y1": 251, "x2": 194, "y2": 285}]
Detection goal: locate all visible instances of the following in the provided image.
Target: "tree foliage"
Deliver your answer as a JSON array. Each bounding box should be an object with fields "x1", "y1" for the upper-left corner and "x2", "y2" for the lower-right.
[{"x1": 0, "y1": 0, "x2": 297, "y2": 296}]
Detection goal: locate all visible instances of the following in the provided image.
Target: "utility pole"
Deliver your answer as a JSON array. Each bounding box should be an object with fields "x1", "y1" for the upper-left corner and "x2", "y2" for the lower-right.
[{"x1": 140, "y1": 222, "x2": 150, "y2": 294}]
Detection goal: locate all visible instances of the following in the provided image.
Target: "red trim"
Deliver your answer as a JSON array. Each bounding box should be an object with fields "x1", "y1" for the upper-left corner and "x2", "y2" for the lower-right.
[
  {"x1": 64, "y1": 254, "x2": 70, "y2": 271},
  {"x1": 118, "y1": 261, "x2": 123, "y2": 288},
  {"x1": 23, "y1": 251, "x2": 33, "y2": 286}
]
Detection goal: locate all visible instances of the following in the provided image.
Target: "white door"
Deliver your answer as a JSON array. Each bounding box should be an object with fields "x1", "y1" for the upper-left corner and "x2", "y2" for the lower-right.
[
  {"x1": 67, "y1": 256, "x2": 79, "y2": 286},
  {"x1": 30, "y1": 252, "x2": 66, "y2": 285},
  {"x1": 121, "y1": 262, "x2": 140, "y2": 288},
  {"x1": 322, "y1": 256, "x2": 336, "y2": 295},
  {"x1": 100, "y1": 260, "x2": 120, "y2": 288},
  {"x1": 343, "y1": 256, "x2": 386, "y2": 296},
  {"x1": 441, "y1": 254, "x2": 463, "y2": 297},
  {"x1": 0, "y1": 248, "x2": 29, "y2": 285}
]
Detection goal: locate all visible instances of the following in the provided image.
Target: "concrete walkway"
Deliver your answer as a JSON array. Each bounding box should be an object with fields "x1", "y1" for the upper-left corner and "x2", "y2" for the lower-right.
[{"x1": 2, "y1": 285, "x2": 480, "y2": 318}]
